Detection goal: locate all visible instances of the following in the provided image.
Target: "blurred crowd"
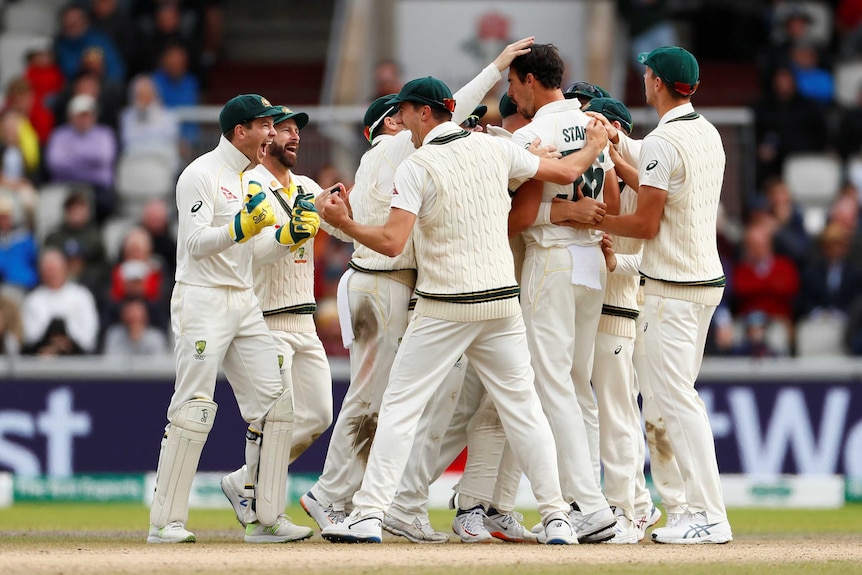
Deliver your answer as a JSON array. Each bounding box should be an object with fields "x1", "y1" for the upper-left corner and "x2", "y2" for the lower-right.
[{"x1": 3, "y1": 0, "x2": 862, "y2": 360}]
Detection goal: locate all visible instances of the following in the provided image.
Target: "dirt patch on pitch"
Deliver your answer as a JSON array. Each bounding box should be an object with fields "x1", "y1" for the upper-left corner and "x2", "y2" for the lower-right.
[{"x1": 0, "y1": 533, "x2": 860, "y2": 574}]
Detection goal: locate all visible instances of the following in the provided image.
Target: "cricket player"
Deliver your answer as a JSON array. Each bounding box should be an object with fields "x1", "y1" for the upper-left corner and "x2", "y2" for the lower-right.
[
  {"x1": 593, "y1": 46, "x2": 733, "y2": 544},
  {"x1": 317, "y1": 75, "x2": 608, "y2": 545},
  {"x1": 301, "y1": 39, "x2": 537, "y2": 544},
  {"x1": 506, "y1": 44, "x2": 618, "y2": 543},
  {"x1": 219, "y1": 105, "x2": 335, "y2": 542},
  {"x1": 148, "y1": 94, "x2": 312, "y2": 544}
]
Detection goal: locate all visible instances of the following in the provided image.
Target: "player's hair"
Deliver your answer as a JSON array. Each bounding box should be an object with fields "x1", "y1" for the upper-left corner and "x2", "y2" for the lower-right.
[
  {"x1": 409, "y1": 102, "x2": 452, "y2": 122},
  {"x1": 224, "y1": 120, "x2": 253, "y2": 141},
  {"x1": 509, "y1": 44, "x2": 564, "y2": 90}
]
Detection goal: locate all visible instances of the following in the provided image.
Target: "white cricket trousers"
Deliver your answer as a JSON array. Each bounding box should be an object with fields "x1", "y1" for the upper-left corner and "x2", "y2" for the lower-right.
[
  {"x1": 592, "y1": 330, "x2": 642, "y2": 520},
  {"x1": 352, "y1": 312, "x2": 570, "y2": 521},
  {"x1": 643, "y1": 294, "x2": 727, "y2": 522},
  {"x1": 311, "y1": 271, "x2": 412, "y2": 510},
  {"x1": 269, "y1": 329, "x2": 332, "y2": 462},
  {"x1": 633, "y1": 310, "x2": 686, "y2": 515},
  {"x1": 521, "y1": 244, "x2": 607, "y2": 513},
  {"x1": 168, "y1": 284, "x2": 282, "y2": 426}
]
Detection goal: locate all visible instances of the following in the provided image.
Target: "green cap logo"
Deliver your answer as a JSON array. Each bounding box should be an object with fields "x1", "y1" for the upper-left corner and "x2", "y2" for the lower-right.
[{"x1": 195, "y1": 340, "x2": 207, "y2": 355}]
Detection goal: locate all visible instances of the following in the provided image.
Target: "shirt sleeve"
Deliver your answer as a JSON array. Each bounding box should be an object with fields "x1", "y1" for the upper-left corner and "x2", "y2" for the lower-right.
[
  {"x1": 615, "y1": 132, "x2": 642, "y2": 167},
  {"x1": 638, "y1": 136, "x2": 679, "y2": 194},
  {"x1": 390, "y1": 159, "x2": 428, "y2": 216},
  {"x1": 613, "y1": 251, "x2": 643, "y2": 276},
  {"x1": 451, "y1": 64, "x2": 501, "y2": 126},
  {"x1": 176, "y1": 166, "x2": 236, "y2": 259},
  {"x1": 502, "y1": 138, "x2": 541, "y2": 182}
]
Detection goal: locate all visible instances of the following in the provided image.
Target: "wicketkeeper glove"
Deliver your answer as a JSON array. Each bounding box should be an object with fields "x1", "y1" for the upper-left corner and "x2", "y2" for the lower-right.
[
  {"x1": 275, "y1": 192, "x2": 320, "y2": 251},
  {"x1": 228, "y1": 181, "x2": 276, "y2": 243}
]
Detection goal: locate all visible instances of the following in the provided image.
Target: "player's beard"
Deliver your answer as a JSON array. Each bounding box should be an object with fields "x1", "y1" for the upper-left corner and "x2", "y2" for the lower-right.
[{"x1": 269, "y1": 141, "x2": 298, "y2": 169}]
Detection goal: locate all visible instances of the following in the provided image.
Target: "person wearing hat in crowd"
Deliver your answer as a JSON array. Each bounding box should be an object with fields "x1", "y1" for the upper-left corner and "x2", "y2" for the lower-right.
[
  {"x1": 591, "y1": 46, "x2": 733, "y2": 544},
  {"x1": 301, "y1": 37, "x2": 540, "y2": 545},
  {"x1": 147, "y1": 94, "x2": 314, "y2": 544},
  {"x1": 219, "y1": 104, "x2": 334, "y2": 543},
  {"x1": 563, "y1": 81, "x2": 612, "y2": 109},
  {"x1": 461, "y1": 104, "x2": 487, "y2": 132},
  {"x1": 45, "y1": 93, "x2": 118, "y2": 223},
  {"x1": 316, "y1": 66, "x2": 609, "y2": 544},
  {"x1": 505, "y1": 43, "x2": 619, "y2": 544}
]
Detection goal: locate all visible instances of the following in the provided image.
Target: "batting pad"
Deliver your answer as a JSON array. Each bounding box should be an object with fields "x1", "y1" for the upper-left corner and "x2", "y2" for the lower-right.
[
  {"x1": 150, "y1": 399, "x2": 217, "y2": 527},
  {"x1": 254, "y1": 388, "x2": 295, "y2": 525}
]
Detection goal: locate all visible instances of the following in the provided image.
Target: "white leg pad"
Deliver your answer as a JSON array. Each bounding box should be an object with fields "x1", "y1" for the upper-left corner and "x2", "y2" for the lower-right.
[
  {"x1": 150, "y1": 399, "x2": 217, "y2": 527},
  {"x1": 254, "y1": 388, "x2": 295, "y2": 526}
]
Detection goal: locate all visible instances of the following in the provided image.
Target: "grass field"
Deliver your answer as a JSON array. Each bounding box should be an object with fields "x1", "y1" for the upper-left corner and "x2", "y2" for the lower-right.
[{"x1": 0, "y1": 503, "x2": 860, "y2": 575}]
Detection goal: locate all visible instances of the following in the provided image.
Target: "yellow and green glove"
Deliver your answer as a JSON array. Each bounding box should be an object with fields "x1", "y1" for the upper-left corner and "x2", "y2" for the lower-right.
[
  {"x1": 275, "y1": 192, "x2": 320, "y2": 252},
  {"x1": 228, "y1": 181, "x2": 276, "y2": 243}
]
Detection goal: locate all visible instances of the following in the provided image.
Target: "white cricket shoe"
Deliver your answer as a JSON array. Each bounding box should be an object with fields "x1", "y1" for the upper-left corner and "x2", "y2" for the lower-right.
[
  {"x1": 300, "y1": 490, "x2": 345, "y2": 530},
  {"x1": 321, "y1": 510, "x2": 383, "y2": 543},
  {"x1": 635, "y1": 505, "x2": 662, "y2": 540},
  {"x1": 383, "y1": 514, "x2": 449, "y2": 544},
  {"x1": 147, "y1": 521, "x2": 195, "y2": 543},
  {"x1": 244, "y1": 515, "x2": 313, "y2": 543},
  {"x1": 569, "y1": 504, "x2": 617, "y2": 544},
  {"x1": 452, "y1": 506, "x2": 493, "y2": 543},
  {"x1": 651, "y1": 511, "x2": 733, "y2": 544},
  {"x1": 603, "y1": 507, "x2": 639, "y2": 544},
  {"x1": 537, "y1": 512, "x2": 578, "y2": 545},
  {"x1": 484, "y1": 510, "x2": 538, "y2": 543},
  {"x1": 220, "y1": 469, "x2": 255, "y2": 527}
]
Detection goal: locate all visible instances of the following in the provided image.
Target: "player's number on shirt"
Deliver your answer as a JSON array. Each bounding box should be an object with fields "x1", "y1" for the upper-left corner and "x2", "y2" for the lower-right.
[{"x1": 556, "y1": 151, "x2": 604, "y2": 201}]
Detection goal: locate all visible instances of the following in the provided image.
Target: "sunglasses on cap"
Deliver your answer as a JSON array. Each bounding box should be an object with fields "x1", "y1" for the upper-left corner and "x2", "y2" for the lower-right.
[
  {"x1": 565, "y1": 82, "x2": 602, "y2": 98},
  {"x1": 463, "y1": 115, "x2": 481, "y2": 129}
]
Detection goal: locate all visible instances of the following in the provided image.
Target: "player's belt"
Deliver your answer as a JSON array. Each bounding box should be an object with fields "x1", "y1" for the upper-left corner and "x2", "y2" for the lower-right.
[
  {"x1": 347, "y1": 261, "x2": 417, "y2": 288},
  {"x1": 263, "y1": 303, "x2": 317, "y2": 316},
  {"x1": 415, "y1": 286, "x2": 520, "y2": 304},
  {"x1": 640, "y1": 273, "x2": 726, "y2": 288}
]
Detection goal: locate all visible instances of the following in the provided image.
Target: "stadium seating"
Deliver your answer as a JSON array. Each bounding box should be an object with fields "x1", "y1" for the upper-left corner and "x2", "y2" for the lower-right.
[
  {"x1": 114, "y1": 152, "x2": 177, "y2": 219},
  {"x1": 795, "y1": 313, "x2": 848, "y2": 356},
  {"x1": 0, "y1": 32, "x2": 51, "y2": 93},
  {"x1": 781, "y1": 152, "x2": 843, "y2": 236}
]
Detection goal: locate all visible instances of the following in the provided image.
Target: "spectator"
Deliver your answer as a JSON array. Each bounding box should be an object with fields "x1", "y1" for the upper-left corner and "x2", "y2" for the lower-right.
[
  {"x1": 762, "y1": 176, "x2": 810, "y2": 265},
  {"x1": 151, "y1": 43, "x2": 200, "y2": 150},
  {"x1": 21, "y1": 249, "x2": 100, "y2": 356},
  {"x1": 617, "y1": 0, "x2": 678, "y2": 66},
  {"x1": 0, "y1": 194, "x2": 38, "y2": 303},
  {"x1": 52, "y1": 70, "x2": 123, "y2": 132},
  {"x1": 54, "y1": 4, "x2": 125, "y2": 83},
  {"x1": 835, "y1": 86, "x2": 862, "y2": 161},
  {"x1": 732, "y1": 311, "x2": 780, "y2": 358},
  {"x1": 119, "y1": 74, "x2": 180, "y2": 166},
  {"x1": 45, "y1": 94, "x2": 118, "y2": 222},
  {"x1": 733, "y1": 220, "x2": 800, "y2": 324},
  {"x1": 753, "y1": 66, "x2": 829, "y2": 186},
  {"x1": 22, "y1": 49, "x2": 64, "y2": 145},
  {"x1": 788, "y1": 41, "x2": 834, "y2": 106},
  {"x1": 139, "y1": 198, "x2": 177, "y2": 285},
  {"x1": 2, "y1": 79, "x2": 43, "y2": 175},
  {"x1": 89, "y1": 0, "x2": 137, "y2": 72},
  {"x1": 0, "y1": 111, "x2": 39, "y2": 226},
  {"x1": 837, "y1": 0, "x2": 862, "y2": 60},
  {"x1": 797, "y1": 222, "x2": 862, "y2": 319},
  {"x1": 131, "y1": 1, "x2": 201, "y2": 79},
  {"x1": 110, "y1": 227, "x2": 164, "y2": 303},
  {"x1": 43, "y1": 190, "x2": 110, "y2": 299},
  {"x1": 0, "y1": 295, "x2": 23, "y2": 358},
  {"x1": 760, "y1": 3, "x2": 828, "y2": 85},
  {"x1": 372, "y1": 59, "x2": 403, "y2": 100},
  {"x1": 705, "y1": 304, "x2": 736, "y2": 356},
  {"x1": 102, "y1": 260, "x2": 168, "y2": 337},
  {"x1": 102, "y1": 297, "x2": 168, "y2": 356}
]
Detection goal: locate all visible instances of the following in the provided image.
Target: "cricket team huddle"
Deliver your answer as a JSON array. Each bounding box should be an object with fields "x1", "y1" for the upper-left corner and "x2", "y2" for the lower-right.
[{"x1": 147, "y1": 36, "x2": 733, "y2": 547}]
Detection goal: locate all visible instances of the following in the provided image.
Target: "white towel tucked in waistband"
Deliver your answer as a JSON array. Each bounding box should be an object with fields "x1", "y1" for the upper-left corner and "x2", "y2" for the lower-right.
[
  {"x1": 336, "y1": 268, "x2": 356, "y2": 349},
  {"x1": 567, "y1": 244, "x2": 603, "y2": 290}
]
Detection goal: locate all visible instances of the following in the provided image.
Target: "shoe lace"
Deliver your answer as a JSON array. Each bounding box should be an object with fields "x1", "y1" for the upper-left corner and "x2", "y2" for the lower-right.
[
  {"x1": 328, "y1": 508, "x2": 346, "y2": 523},
  {"x1": 460, "y1": 507, "x2": 487, "y2": 534},
  {"x1": 495, "y1": 511, "x2": 525, "y2": 529},
  {"x1": 164, "y1": 521, "x2": 184, "y2": 530},
  {"x1": 412, "y1": 517, "x2": 436, "y2": 536}
]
